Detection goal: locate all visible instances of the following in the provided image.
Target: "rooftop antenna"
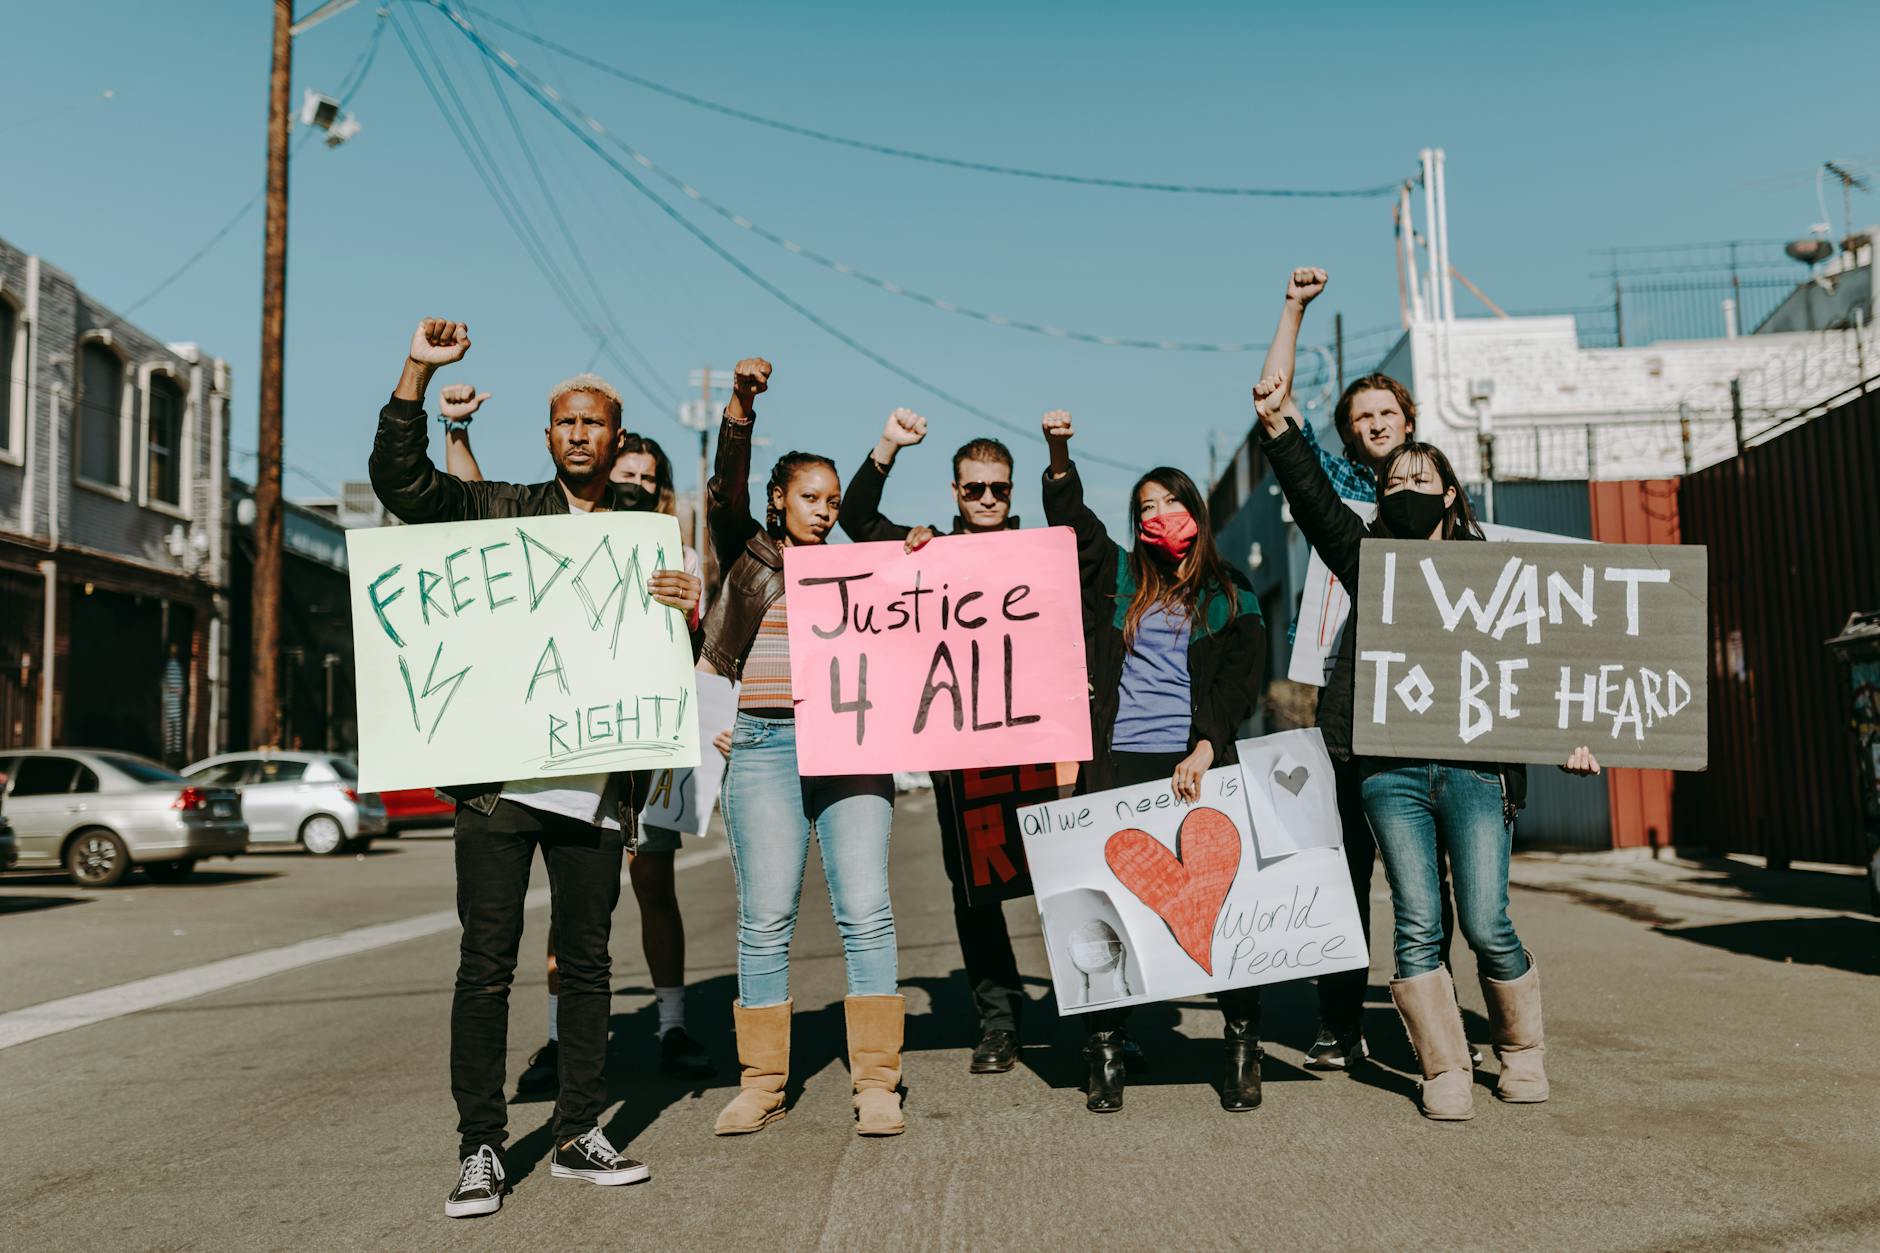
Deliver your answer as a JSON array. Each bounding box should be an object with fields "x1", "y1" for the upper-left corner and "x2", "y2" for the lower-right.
[{"x1": 1823, "y1": 161, "x2": 1871, "y2": 259}]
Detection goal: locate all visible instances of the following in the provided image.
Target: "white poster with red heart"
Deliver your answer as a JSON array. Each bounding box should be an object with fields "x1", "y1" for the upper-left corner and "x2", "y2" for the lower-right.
[{"x1": 1018, "y1": 731, "x2": 1366, "y2": 1015}]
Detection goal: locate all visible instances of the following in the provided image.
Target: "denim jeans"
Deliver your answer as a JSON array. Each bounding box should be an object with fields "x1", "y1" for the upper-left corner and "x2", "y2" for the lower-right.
[
  {"x1": 1360, "y1": 763, "x2": 1530, "y2": 982},
  {"x1": 451, "y1": 799, "x2": 621, "y2": 1158},
  {"x1": 721, "y1": 713, "x2": 896, "y2": 1007}
]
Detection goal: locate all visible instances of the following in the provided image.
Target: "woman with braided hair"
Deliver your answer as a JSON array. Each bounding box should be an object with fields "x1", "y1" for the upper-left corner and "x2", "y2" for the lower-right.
[{"x1": 697, "y1": 358, "x2": 904, "y2": 1138}]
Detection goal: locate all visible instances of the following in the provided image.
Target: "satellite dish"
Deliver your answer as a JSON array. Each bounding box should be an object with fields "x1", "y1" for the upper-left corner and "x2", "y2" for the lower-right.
[{"x1": 1786, "y1": 238, "x2": 1836, "y2": 265}]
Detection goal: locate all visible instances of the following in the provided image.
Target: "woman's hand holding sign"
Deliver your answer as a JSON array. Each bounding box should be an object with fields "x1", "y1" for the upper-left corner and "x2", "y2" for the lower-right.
[
  {"x1": 1562, "y1": 745, "x2": 1601, "y2": 776},
  {"x1": 1172, "y1": 740, "x2": 1215, "y2": 803}
]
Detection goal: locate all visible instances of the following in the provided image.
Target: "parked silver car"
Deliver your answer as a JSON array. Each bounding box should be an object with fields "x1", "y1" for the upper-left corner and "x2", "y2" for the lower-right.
[
  {"x1": 182, "y1": 752, "x2": 386, "y2": 856},
  {"x1": 0, "y1": 749, "x2": 247, "y2": 887}
]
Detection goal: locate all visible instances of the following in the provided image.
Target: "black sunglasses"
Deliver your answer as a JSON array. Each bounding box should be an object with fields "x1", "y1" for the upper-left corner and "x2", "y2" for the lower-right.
[{"x1": 958, "y1": 480, "x2": 1013, "y2": 502}]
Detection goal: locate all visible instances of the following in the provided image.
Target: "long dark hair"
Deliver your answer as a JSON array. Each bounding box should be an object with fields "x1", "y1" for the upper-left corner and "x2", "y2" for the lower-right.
[
  {"x1": 1121, "y1": 466, "x2": 1240, "y2": 647},
  {"x1": 1378, "y1": 442, "x2": 1485, "y2": 540},
  {"x1": 765, "y1": 450, "x2": 838, "y2": 539},
  {"x1": 618, "y1": 432, "x2": 676, "y2": 517}
]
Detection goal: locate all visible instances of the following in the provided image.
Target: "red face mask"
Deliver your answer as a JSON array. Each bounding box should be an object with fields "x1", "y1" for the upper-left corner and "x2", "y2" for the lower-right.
[{"x1": 1138, "y1": 509, "x2": 1197, "y2": 560}]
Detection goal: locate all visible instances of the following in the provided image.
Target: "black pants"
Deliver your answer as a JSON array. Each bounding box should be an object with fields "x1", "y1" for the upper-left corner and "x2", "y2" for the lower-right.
[
  {"x1": 1315, "y1": 758, "x2": 1458, "y2": 1035},
  {"x1": 932, "y1": 772, "x2": 1025, "y2": 1035},
  {"x1": 1087, "y1": 749, "x2": 1260, "y2": 1037},
  {"x1": 451, "y1": 799, "x2": 622, "y2": 1158}
]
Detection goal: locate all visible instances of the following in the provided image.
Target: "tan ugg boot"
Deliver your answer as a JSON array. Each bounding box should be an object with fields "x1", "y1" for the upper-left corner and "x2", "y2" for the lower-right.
[
  {"x1": 1480, "y1": 954, "x2": 1549, "y2": 1103},
  {"x1": 1390, "y1": 967, "x2": 1475, "y2": 1121},
  {"x1": 713, "y1": 999, "x2": 791, "y2": 1135},
  {"x1": 845, "y1": 994, "x2": 906, "y2": 1136}
]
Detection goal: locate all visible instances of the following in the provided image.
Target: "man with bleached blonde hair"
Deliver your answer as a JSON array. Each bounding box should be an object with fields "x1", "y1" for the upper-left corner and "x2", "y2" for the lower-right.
[{"x1": 369, "y1": 319, "x2": 703, "y2": 1218}]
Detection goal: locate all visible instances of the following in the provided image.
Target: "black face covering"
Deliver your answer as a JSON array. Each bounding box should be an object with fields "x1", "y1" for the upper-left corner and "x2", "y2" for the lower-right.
[
  {"x1": 1379, "y1": 488, "x2": 1449, "y2": 539},
  {"x1": 613, "y1": 480, "x2": 655, "y2": 512}
]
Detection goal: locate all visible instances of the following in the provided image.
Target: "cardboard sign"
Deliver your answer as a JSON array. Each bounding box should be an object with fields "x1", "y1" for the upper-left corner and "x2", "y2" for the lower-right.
[
  {"x1": 784, "y1": 528, "x2": 1092, "y2": 775},
  {"x1": 946, "y1": 763, "x2": 1066, "y2": 905},
  {"x1": 1351, "y1": 539, "x2": 1708, "y2": 769},
  {"x1": 639, "y1": 673, "x2": 738, "y2": 835},
  {"x1": 1288, "y1": 515, "x2": 1587, "y2": 687},
  {"x1": 346, "y1": 512, "x2": 700, "y2": 792},
  {"x1": 1019, "y1": 738, "x2": 1366, "y2": 1016}
]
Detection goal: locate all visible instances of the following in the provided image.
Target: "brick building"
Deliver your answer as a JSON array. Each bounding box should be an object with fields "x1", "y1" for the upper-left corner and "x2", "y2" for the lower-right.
[{"x1": 0, "y1": 233, "x2": 232, "y2": 765}]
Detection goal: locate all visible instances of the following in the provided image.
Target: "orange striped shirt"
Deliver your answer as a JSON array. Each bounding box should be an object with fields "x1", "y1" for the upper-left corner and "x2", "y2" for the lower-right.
[{"x1": 739, "y1": 598, "x2": 794, "y2": 710}]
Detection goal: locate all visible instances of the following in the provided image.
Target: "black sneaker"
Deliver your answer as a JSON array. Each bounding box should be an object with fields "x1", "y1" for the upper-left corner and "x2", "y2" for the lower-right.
[
  {"x1": 444, "y1": 1145, "x2": 505, "y2": 1219},
  {"x1": 550, "y1": 1127, "x2": 650, "y2": 1186},
  {"x1": 659, "y1": 1026, "x2": 716, "y2": 1079},
  {"x1": 1305, "y1": 1026, "x2": 1368, "y2": 1071},
  {"x1": 969, "y1": 1028, "x2": 1019, "y2": 1074},
  {"x1": 516, "y1": 1040, "x2": 559, "y2": 1095}
]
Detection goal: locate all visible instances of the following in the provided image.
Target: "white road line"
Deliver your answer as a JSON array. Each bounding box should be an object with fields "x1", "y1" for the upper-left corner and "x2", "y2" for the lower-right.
[{"x1": 0, "y1": 844, "x2": 730, "y2": 1053}]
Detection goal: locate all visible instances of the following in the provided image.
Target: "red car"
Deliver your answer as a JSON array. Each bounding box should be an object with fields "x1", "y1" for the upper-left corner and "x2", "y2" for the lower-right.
[{"x1": 379, "y1": 787, "x2": 456, "y2": 833}]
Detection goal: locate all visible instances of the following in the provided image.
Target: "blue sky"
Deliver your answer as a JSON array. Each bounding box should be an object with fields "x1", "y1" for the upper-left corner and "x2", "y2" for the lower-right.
[{"x1": 3, "y1": 0, "x2": 1875, "y2": 527}]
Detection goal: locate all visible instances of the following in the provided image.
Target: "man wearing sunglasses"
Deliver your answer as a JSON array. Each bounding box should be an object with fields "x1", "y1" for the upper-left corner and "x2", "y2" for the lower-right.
[{"x1": 839, "y1": 409, "x2": 1028, "y2": 1076}]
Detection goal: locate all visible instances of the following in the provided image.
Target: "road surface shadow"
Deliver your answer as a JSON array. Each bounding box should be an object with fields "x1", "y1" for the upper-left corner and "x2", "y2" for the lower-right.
[
  {"x1": 1657, "y1": 915, "x2": 1880, "y2": 976},
  {"x1": 0, "y1": 894, "x2": 91, "y2": 916}
]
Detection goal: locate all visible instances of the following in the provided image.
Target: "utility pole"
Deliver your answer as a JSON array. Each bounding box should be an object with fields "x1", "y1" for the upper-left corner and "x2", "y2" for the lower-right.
[
  {"x1": 250, "y1": 0, "x2": 359, "y2": 751},
  {"x1": 251, "y1": 0, "x2": 292, "y2": 750},
  {"x1": 695, "y1": 367, "x2": 712, "y2": 555},
  {"x1": 1333, "y1": 312, "x2": 1345, "y2": 394}
]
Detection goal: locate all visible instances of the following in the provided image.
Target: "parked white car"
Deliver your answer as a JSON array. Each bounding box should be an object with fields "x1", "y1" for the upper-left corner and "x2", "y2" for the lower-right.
[
  {"x1": 0, "y1": 749, "x2": 247, "y2": 886},
  {"x1": 182, "y1": 752, "x2": 386, "y2": 856}
]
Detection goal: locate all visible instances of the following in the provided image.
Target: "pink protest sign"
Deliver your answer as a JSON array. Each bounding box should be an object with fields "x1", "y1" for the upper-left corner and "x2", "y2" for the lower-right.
[{"x1": 783, "y1": 528, "x2": 1092, "y2": 776}]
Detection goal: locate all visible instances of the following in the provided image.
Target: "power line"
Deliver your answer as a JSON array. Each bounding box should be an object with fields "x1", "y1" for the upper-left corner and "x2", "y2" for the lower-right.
[
  {"x1": 106, "y1": 14, "x2": 389, "y2": 330},
  {"x1": 428, "y1": 0, "x2": 1145, "y2": 474},
  {"x1": 459, "y1": 3, "x2": 1400, "y2": 201},
  {"x1": 468, "y1": 33, "x2": 680, "y2": 407},
  {"x1": 391, "y1": 6, "x2": 677, "y2": 422},
  {"x1": 431, "y1": 4, "x2": 1350, "y2": 355},
  {"x1": 0, "y1": 88, "x2": 117, "y2": 137}
]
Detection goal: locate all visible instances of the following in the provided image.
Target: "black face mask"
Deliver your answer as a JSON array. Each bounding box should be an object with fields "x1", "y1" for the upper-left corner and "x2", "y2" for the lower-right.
[
  {"x1": 614, "y1": 480, "x2": 656, "y2": 513},
  {"x1": 1379, "y1": 489, "x2": 1449, "y2": 538}
]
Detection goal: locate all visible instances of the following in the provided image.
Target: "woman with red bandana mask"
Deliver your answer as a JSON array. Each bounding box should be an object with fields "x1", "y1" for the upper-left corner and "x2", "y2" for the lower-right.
[{"x1": 1039, "y1": 409, "x2": 1269, "y2": 1117}]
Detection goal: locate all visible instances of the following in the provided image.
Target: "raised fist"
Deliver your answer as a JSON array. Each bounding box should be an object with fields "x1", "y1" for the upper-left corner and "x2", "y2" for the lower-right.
[
  {"x1": 1252, "y1": 373, "x2": 1289, "y2": 422},
  {"x1": 439, "y1": 383, "x2": 491, "y2": 422},
  {"x1": 732, "y1": 357, "x2": 772, "y2": 398},
  {"x1": 409, "y1": 318, "x2": 470, "y2": 367},
  {"x1": 1286, "y1": 267, "x2": 1328, "y2": 306},
  {"x1": 1040, "y1": 409, "x2": 1075, "y2": 443},
  {"x1": 883, "y1": 407, "x2": 927, "y2": 448}
]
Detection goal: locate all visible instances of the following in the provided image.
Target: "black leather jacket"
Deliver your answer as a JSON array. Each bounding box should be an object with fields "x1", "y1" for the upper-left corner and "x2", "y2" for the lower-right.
[
  {"x1": 697, "y1": 408, "x2": 788, "y2": 678},
  {"x1": 1259, "y1": 418, "x2": 1527, "y2": 810},
  {"x1": 366, "y1": 394, "x2": 660, "y2": 840}
]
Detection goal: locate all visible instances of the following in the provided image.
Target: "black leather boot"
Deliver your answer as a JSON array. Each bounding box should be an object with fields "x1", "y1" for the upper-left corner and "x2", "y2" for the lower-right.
[
  {"x1": 1083, "y1": 1030, "x2": 1126, "y2": 1113},
  {"x1": 1220, "y1": 1018, "x2": 1263, "y2": 1112}
]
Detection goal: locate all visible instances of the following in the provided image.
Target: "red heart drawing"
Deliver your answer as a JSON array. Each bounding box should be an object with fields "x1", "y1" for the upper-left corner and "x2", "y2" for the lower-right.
[{"x1": 1104, "y1": 808, "x2": 1243, "y2": 975}]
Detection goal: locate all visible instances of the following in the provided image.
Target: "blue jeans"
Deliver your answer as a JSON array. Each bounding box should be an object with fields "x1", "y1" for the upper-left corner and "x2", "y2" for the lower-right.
[
  {"x1": 721, "y1": 713, "x2": 896, "y2": 1007},
  {"x1": 1360, "y1": 763, "x2": 1530, "y2": 982}
]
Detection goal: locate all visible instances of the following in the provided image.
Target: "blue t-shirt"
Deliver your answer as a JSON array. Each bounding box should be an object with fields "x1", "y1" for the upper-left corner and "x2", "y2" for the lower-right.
[{"x1": 1112, "y1": 605, "x2": 1192, "y2": 753}]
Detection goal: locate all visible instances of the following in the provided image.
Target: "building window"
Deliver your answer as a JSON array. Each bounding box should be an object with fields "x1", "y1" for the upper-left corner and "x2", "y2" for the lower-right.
[
  {"x1": 148, "y1": 373, "x2": 183, "y2": 507},
  {"x1": 78, "y1": 342, "x2": 124, "y2": 488},
  {"x1": 0, "y1": 300, "x2": 16, "y2": 457}
]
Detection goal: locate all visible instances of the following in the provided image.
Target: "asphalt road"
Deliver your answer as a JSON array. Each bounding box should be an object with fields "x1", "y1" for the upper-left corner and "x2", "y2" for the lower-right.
[{"x1": 2, "y1": 792, "x2": 1877, "y2": 1251}]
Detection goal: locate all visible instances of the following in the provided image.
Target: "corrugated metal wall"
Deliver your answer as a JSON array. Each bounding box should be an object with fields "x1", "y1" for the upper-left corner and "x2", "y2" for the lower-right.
[{"x1": 1677, "y1": 384, "x2": 1880, "y2": 866}]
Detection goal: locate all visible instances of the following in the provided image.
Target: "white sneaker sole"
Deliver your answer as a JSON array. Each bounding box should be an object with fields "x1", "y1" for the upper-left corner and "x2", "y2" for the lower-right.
[
  {"x1": 444, "y1": 1194, "x2": 502, "y2": 1218},
  {"x1": 551, "y1": 1162, "x2": 651, "y2": 1186}
]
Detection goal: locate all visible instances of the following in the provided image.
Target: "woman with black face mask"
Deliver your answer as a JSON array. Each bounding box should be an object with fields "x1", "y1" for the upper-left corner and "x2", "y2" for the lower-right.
[
  {"x1": 1253, "y1": 374, "x2": 1600, "y2": 1123},
  {"x1": 1039, "y1": 409, "x2": 1269, "y2": 1116}
]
